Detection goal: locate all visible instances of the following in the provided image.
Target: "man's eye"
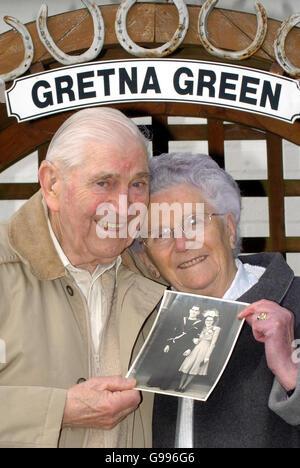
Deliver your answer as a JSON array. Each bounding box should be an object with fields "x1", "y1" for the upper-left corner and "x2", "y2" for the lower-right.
[
  {"x1": 97, "y1": 181, "x2": 108, "y2": 187},
  {"x1": 132, "y1": 181, "x2": 146, "y2": 188}
]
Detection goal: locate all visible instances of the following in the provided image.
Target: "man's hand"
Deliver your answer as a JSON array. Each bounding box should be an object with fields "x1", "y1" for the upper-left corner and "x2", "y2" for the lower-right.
[
  {"x1": 238, "y1": 300, "x2": 298, "y2": 392},
  {"x1": 62, "y1": 376, "x2": 140, "y2": 430}
]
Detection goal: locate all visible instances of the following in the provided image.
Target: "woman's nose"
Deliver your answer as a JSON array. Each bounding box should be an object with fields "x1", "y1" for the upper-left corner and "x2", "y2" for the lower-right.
[{"x1": 174, "y1": 236, "x2": 187, "y2": 252}]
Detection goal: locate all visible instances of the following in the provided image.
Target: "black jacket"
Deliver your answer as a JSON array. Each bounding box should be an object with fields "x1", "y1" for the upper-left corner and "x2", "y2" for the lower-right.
[{"x1": 153, "y1": 252, "x2": 300, "y2": 448}]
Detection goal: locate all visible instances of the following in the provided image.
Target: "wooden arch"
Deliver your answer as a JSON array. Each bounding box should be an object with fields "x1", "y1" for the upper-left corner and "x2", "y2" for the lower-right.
[{"x1": 0, "y1": 3, "x2": 300, "y2": 255}]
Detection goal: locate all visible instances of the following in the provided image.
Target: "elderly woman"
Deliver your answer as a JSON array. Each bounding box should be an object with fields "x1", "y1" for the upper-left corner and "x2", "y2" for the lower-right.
[{"x1": 132, "y1": 152, "x2": 300, "y2": 448}]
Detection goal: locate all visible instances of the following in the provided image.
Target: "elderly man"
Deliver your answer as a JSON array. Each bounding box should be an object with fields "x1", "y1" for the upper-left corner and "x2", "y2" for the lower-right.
[{"x1": 0, "y1": 107, "x2": 165, "y2": 448}]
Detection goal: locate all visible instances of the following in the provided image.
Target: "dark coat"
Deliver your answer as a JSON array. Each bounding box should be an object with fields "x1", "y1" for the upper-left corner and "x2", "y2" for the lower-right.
[
  {"x1": 153, "y1": 252, "x2": 300, "y2": 448},
  {"x1": 146, "y1": 314, "x2": 203, "y2": 390}
]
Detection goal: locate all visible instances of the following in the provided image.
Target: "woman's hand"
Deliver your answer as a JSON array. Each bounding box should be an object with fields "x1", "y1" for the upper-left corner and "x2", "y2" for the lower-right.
[
  {"x1": 183, "y1": 349, "x2": 191, "y2": 357},
  {"x1": 238, "y1": 300, "x2": 298, "y2": 392}
]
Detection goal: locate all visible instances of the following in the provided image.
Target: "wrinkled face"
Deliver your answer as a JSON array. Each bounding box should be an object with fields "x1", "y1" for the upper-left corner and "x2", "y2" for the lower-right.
[
  {"x1": 54, "y1": 139, "x2": 149, "y2": 266},
  {"x1": 145, "y1": 184, "x2": 237, "y2": 298}
]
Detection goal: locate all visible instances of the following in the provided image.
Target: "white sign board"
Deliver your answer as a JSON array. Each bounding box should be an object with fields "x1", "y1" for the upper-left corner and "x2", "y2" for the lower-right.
[{"x1": 5, "y1": 59, "x2": 300, "y2": 123}]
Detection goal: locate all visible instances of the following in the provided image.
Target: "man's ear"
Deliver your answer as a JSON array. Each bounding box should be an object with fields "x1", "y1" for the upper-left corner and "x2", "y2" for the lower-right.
[
  {"x1": 38, "y1": 161, "x2": 61, "y2": 212},
  {"x1": 226, "y1": 213, "x2": 237, "y2": 249}
]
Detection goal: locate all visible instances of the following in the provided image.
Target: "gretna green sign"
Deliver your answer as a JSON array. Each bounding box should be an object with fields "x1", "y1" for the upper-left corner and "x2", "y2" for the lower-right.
[{"x1": 5, "y1": 59, "x2": 300, "y2": 123}]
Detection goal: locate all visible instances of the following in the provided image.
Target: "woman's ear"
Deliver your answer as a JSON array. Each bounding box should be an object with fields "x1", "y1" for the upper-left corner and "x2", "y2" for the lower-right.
[
  {"x1": 38, "y1": 161, "x2": 61, "y2": 212},
  {"x1": 225, "y1": 213, "x2": 237, "y2": 249}
]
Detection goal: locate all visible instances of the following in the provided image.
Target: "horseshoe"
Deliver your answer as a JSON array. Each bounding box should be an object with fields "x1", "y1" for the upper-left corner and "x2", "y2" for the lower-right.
[
  {"x1": 0, "y1": 16, "x2": 34, "y2": 83},
  {"x1": 198, "y1": 0, "x2": 267, "y2": 60},
  {"x1": 37, "y1": 0, "x2": 104, "y2": 65},
  {"x1": 115, "y1": 0, "x2": 189, "y2": 58},
  {"x1": 274, "y1": 14, "x2": 300, "y2": 78}
]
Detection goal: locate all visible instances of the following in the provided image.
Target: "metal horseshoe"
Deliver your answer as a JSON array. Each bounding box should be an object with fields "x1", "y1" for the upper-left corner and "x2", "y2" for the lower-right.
[
  {"x1": 115, "y1": 0, "x2": 189, "y2": 58},
  {"x1": 274, "y1": 14, "x2": 300, "y2": 78},
  {"x1": 198, "y1": 0, "x2": 267, "y2": 60},
  {"x1": 0, "y1": 16, "x2": 34, "y2": 83},
  {"x1": 37, "y1": 0, "x2": 104, "y2": 65}
]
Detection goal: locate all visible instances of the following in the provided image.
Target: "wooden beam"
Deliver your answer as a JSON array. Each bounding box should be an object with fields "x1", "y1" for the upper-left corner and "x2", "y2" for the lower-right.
[
  {"x1": 38, "y1": 143, "x2": 49, "y2": 166},
  {"x1": 208, "y1": 119, "x2": 225, "y2": 167},
  {"x1": 0, "y1": 112, "x2": 72, "y2": 172},
  {"x1": 151, "y1": 115, "x2": 170, "y2": 156},
  {"x1": 266, "y1": 133, "x2": 286, "y2": 253},
  {"x1": 165, "y1": 102, "x2": 300, "y2": 146},
  {"x1": 224, "y1": 124, "x2": 265, "y2": 141},
  {"x1": 284, "y1": 180, "x2": 300, "y2": 197},
  {"x1": 286, "y1": 238, "x2": 300, "y2": 252},
  {"x1": 0, "y1": 183, "x2": 40, "y2": 200},
  {"x1": 236, "y1": 236, "x2": 300, "y2": 254},
  {"x1": 167, "y1": 124, "x2": 208, "y2": 141},
  {"x1": 1, "y1": 101, "x2": 300, "y2": 173}
]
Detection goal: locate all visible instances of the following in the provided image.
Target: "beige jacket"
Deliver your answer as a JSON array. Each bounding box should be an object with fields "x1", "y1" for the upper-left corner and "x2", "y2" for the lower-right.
[{"x1": 0, "y1": 191, "x2": 165, "y2": 448}]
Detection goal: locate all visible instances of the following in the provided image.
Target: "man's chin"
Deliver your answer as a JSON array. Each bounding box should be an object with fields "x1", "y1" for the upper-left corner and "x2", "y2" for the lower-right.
[{"x1": 93, "y1": 237, "x2": 133, "y2": 263}]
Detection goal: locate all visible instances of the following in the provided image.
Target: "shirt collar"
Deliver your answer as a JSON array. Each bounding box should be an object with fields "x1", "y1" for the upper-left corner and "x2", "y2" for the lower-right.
[{"x1": 222, "y1": 258, "x2": 265, "y2": 301}]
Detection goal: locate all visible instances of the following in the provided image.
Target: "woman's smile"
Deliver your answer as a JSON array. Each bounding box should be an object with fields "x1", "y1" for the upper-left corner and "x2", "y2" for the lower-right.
[{"x1": 177, "y1": 255, "x2": 207, "y2": 269}]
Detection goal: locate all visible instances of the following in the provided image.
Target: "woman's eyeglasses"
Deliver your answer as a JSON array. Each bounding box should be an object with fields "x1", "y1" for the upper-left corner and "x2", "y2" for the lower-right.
[{"x1": 143, "y1": 212, "x2": 225, "y2": 249}]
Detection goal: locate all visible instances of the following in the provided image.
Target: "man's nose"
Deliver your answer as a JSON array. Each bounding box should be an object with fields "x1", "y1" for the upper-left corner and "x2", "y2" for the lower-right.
[{"x1": 112, "y1": 191, "x2": 130, "y2": 218}]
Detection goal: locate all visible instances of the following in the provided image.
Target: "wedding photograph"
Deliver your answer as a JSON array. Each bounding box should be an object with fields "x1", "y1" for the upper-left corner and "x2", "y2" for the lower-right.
[{"x1": 127, "y1": 290, "x2": 248, "y2": 401}]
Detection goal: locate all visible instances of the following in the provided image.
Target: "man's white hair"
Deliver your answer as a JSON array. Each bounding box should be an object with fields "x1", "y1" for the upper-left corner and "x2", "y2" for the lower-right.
[{"x1": 46, "y1": 107, "x2": 150, "y2": 169}]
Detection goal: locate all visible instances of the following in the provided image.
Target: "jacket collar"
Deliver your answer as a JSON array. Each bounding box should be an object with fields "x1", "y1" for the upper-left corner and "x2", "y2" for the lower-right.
[
  {"x1": 8, "y1": 190, "x2": 66, "y2": 281},
  {"x1": 238, "y1": 252, "x2": 294, "y2": 305}
]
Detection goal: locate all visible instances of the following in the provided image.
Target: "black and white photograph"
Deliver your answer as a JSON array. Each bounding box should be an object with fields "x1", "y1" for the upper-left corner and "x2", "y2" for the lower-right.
[{"x1": 127, "y1": 290, "x2": 248, "y2": 401}]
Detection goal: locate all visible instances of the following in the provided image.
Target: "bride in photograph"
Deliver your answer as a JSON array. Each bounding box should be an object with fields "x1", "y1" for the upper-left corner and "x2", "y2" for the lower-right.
[{"x1": 177, "y1": 310, "x2": 221, "y2": 392}]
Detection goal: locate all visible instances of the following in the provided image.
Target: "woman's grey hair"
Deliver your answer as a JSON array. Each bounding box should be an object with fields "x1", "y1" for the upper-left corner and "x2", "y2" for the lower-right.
[
  {"x1": 149, "y1": 152, "x2": 242, "y2": 256},
  {"x1": 46, "y1": 107, "x2": 150, "y2": 169}
]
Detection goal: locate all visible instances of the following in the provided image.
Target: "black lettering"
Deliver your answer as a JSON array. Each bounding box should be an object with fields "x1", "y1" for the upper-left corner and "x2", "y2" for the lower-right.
[
  {"x1": 97, "y1": 69, "x2": 115, "y2": 96},
  {"x1": 31, "y1": 80, "x2": 53, "y2": 108},
  {"x1": 219, "y1": 72, "x2": 238, "y2": 101},
  {"x1": 260, "y1": 81, "x2": 282, "y2": 110},
  {"x1": 55, "y1": 76, "x2": 75, "y2": 104},
  {"x1": 141, "y1": 67, "x2": 161, "y2": 94},
  {"x1": 173, "y1": 67, "x2": 194, "y2": 95},
  {"x1": 119, "y1": 67, "x2": 138, "y2": 95},
  {"x1": 197, "y1": 70, "x2": 216, "y2": 97},
  {"x1": 77, "y1": 71, "x2": 96, "y2": 100},
  {"x1": 240, "y1": 76, "x2": 259, "y2": 105}
]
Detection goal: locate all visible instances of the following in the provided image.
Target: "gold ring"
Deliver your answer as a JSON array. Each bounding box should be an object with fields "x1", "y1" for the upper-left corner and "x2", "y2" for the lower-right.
[{"x1": 257, "y1": 312, "x2": 268, "y2": 321}]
